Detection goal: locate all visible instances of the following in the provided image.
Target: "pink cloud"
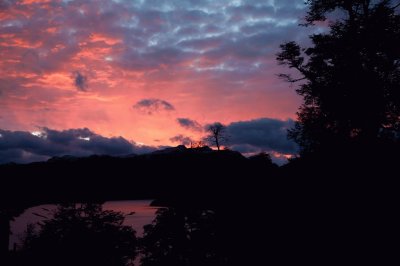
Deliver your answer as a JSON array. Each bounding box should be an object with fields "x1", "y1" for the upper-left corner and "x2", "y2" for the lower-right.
[{"x1": 0, "y1": 0, "x2": 313, "y2": 151}]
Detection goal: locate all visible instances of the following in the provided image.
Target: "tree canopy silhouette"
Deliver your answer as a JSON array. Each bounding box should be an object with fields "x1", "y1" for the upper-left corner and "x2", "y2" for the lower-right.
[
  {"x1": 140, "y1": 207, "x2": 225, "y2": 266},
  {"x1": 17, "y1": 203, "x2": 137, "y2": 266},
  {"x1": 277, "y1": 0, "x2": 400, "y2": 155},
  {"x1": 204, "y1": 123, "x2": 228, "y2": 151}
]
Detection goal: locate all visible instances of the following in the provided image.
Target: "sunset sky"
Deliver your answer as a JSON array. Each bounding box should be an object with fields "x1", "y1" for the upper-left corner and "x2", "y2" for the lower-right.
[{"x1": 0, "y1": 0, "x2": 326, "y2": 163}]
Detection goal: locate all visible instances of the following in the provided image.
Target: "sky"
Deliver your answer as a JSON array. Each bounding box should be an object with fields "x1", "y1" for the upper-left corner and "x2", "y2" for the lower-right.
[{"x1": 0, "y1": 0, "x2": 324, "y2": 164}]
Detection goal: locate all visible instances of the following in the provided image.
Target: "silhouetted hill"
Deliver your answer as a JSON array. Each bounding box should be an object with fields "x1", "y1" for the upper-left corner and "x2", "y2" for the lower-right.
[
  {"x1": 150, "y1": 144, "x2": 188, "y2": 154},
  {"x1": 150, "y1": 145, "x2": 214, "y2": 155},
  {"x1": 0, "y1": 146, "x2": 278, "y2": 208}
]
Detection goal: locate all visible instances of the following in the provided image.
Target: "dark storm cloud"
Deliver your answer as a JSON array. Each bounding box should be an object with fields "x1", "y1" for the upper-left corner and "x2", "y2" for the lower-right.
[
  {"x1": 170, "y1": 135, "x2": 193, "y2": 146},
  {"x1": 133, "y1": 98, "x2": 175, "y2": 115},
  {"x1": 176, "y1": 118, "x2": 202, "y2": 132},
  {"x1": 72, "y1": 71, "x2": 88, "y2": 91},
  {"x1": 226, "y1": 118, "x2": 298, "y2": 154},
  {"x1": 0, "y1": 128, "x2": 156, "y2": 164}
]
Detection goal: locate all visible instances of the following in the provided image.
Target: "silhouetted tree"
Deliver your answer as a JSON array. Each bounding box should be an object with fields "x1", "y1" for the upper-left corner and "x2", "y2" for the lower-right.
[
  {"x1": 140, "y1": 207, "x2": 225, "y2": 266},
  {"x1": 17, "y1": 203, "x2": 137, "y2": 266},
  {"x1": 204, "y1": 123, "x2": 228, "y2": 151},
  {"x1": 277, "y1": 0, "x2": 400, "y2": 154}
]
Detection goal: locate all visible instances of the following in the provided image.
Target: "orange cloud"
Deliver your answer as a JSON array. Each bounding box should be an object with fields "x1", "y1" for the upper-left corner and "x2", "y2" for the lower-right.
[
  {"x1": 21, "y1": 0, "x2": 51, "y2": 4},
  {"x1": 0, "y1": 0, "x2": 307, "y2": 156},
  {"x1": 90, "y1": 33, "x2": 121, "y2": 46}
]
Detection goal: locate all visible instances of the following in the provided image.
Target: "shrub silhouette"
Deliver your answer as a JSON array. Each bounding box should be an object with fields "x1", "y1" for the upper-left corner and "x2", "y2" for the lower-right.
[
  {"x1": 140, "y1": 207, "x2": 226, "y2": 266},
  {"x1": 17, "y1": 203, "x2": 137, "y2": 266}
]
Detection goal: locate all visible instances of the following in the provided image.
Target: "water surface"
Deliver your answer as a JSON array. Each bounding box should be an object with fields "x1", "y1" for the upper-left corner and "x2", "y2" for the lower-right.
[{"x1": 10, "y1": 200, "x2": 158, "y2": 250}]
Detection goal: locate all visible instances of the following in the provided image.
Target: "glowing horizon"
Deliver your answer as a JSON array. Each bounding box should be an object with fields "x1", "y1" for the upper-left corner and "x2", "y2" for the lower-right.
[{"x1": 0, "y1": 0, "x2": 323, "y2": 163}]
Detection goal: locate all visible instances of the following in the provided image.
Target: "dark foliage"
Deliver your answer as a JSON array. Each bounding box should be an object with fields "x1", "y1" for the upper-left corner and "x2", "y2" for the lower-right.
[
  {"x1": 15, "y1": 203, "x2": 137, "y2": 266},
  {"x1": 0, "y1": 146, "x2": 396, "y2": 265},
  {"x1": 140, "y1": 207, "x2": 223, "y2": 266},
  {"x1": 277, "y1": 0, "x2": 400, "y2": 155}
]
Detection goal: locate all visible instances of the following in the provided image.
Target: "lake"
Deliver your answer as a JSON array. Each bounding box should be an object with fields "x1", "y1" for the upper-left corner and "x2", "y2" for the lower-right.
[{"x1": 10, "y1": 200, "x2": 158, "y2": 250}]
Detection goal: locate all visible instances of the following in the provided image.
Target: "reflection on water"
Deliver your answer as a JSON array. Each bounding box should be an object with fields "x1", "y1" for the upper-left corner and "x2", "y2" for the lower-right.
[
  {"x1": 9, "y1": 203, "x2": 227, "y2": 266},
  {"x1": 103, "y1": 200, "x2": 159, "y2": 236},
  {"x1": 10, "y1": 200, "x2": 157, "y2": 250}
]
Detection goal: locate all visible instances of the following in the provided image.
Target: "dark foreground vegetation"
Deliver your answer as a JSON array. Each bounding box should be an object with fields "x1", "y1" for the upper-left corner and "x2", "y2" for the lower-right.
[
  {"x1": 0, "y1": 144, "x2": 397, "y2": 265},
  {"x1": 1, "y1": 0, "x2": 399, "y2": 264}
]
